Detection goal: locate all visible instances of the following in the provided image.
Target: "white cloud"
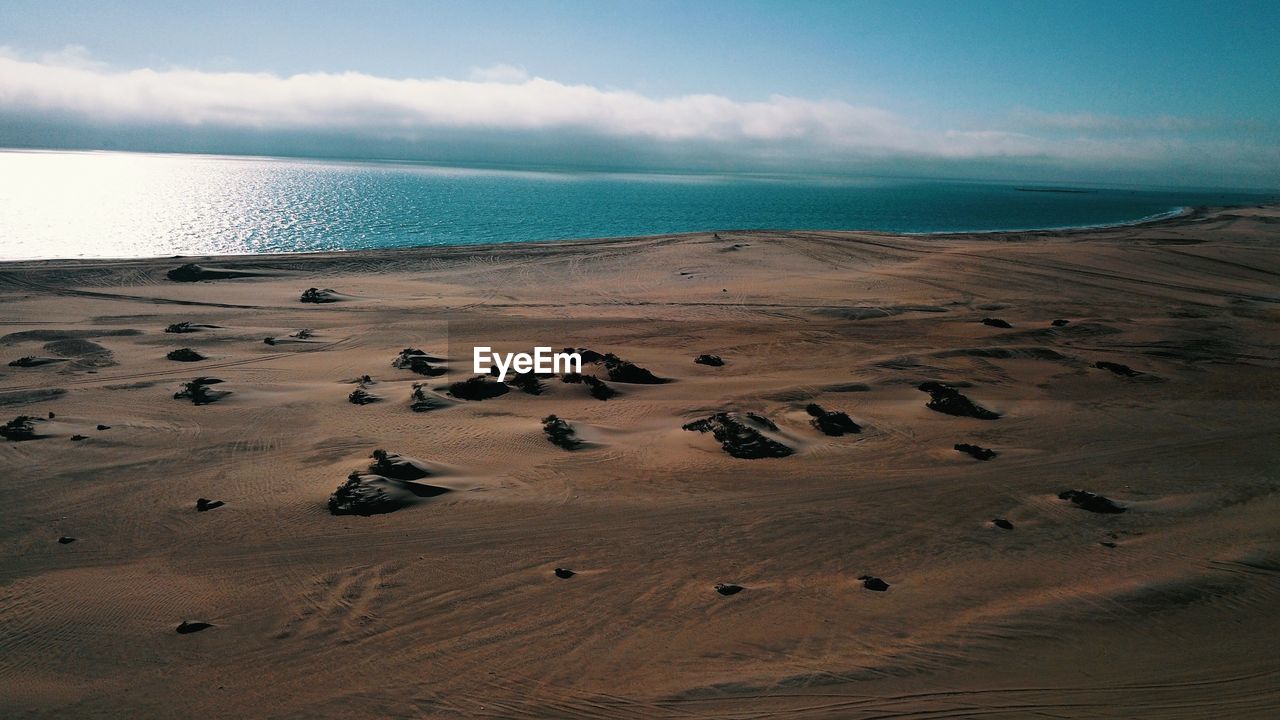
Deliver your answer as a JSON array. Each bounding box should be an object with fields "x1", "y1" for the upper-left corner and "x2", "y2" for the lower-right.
[
  {"x1": 0, "y1": 48, "x2": 1275, "y2": 185},
  {"x1": 0, "y1": 50, "x2": 927, "y2": 148}
]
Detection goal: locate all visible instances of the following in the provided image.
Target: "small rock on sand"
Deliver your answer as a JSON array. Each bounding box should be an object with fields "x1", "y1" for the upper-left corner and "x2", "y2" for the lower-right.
[
  {"x1": 96, "y1": 424, "x2": 110, "y2": 430},
  {"x1": 859, "y1": 575, "x2": 890, "y2": 592},
  {"x1": 196, "y1": 498, "x2": 225, "y2": 512},
  {"x1": 955, "y1": 443, "x2": 997, "y2": 460},
  {"x1": 1059, "y1": 489, "x2": 1127, "y2": 514},
  {"x1": 58, "y1": 536, "x2": 76, "y2": 544},
  {"x1": 70, "y1": 434, "x2": 88, "y2": 441},
  {"x1": 715, "y1": 583, "x2": 743, "y2": 596},
  {"x1": 695, "y1": 354, "x2": 724, "y2": 367},
  {"x1": 981, "y1": 318, "x2": 1013, "y2": 328},
  {"x1": 176, "y1": 621, "x2": 213, "y2": 634},
  {"x1": 992, "y1": 517, "x2": 1014, "y2": 530},
  {"x1": 554, "y1": 568, "x2": 576, "y2": 579},
  {"x1": 1051, "y1": 319, "x2": 1071, "y2": 327}
]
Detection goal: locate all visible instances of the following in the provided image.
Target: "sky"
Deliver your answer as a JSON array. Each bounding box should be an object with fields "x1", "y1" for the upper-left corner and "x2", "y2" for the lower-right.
[{"x1": 1, "y1": 0, "x2": 1277, "y2": 188}]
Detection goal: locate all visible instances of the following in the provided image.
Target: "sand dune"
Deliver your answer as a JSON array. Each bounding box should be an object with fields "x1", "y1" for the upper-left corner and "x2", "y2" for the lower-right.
[{"x1": 1, "y1": 205, "x2": 1279, "y2": 718}]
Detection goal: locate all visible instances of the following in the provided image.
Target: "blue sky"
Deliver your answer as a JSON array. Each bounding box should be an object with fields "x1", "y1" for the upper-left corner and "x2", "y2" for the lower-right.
[{"x1": 1, "y1": 0, "x2": 1277, "y2": 187}]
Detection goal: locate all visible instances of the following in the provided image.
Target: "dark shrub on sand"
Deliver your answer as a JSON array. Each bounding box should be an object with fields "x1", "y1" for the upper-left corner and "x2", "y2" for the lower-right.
[
  {"x1": 348, "y1": 387, "x2": 381, "y2": 405},
  {"x1": 917, "y1": 381, "x2": 1000, "y2": 420},
  {"x1": 409, "y1": 384, "x2": 455, "y2": 412},
  {"x1": 300, "y1": 287, "x2": 341, "y2": 303},
  {"x1": 542, "y1": 415, "x2": 581, "y2": 450},
  {"x1": 602, "y1": 354, "x2": 667, "y2": 384},
  {"x1": 174, "y1": 377, "x2": 231, "y2": 405},
  {"x1": 392, "y1": 348, "x2": 446, "y2": 376},
  {"x1": 368, "y1": 449, "x2": 432, "y2": 480},
  {"x1": 507, "y1": 371, "x2": 546, "y2": 395},
  {"x1": 164, "y1": 321, "x2": 218, "y2": 333},
  {"x1": 166, "y1": 263, "x2": 256, "y2": 282},
  {"x1": 561, "y1": 373, "x2": 616, "y2": 400},
  {"x1": 1, "y1": 415, "x2": 46, "y2": 441},
  {"x1": 683, "y1": 412, "x2": 793, "y2": 459},
  {"x1": 448, "y1": 376, "x2": 510, "y2": 401},
  {"x1": 805, "y1": 404, "x2": 862, "y2": 436},
  {"x1": 9, "y1": 356, "x2": 66, "y2": 367},
  {"x1": 166, "y1": 348, "x2": 206, "y2": 362},
  {"x1": 329, "y1": 472, "x2": 401, "y2": 515}
]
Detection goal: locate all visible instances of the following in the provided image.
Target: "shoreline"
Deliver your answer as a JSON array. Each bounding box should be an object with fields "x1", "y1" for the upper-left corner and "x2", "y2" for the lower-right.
[{"x1": 0, "y1": 202, "x2": 1270, "y2": 269}]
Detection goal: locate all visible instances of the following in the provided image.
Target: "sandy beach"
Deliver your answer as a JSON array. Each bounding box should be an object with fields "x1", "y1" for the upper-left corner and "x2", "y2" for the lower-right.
[{"x1": 2, "y1": 204, "x2": 1279, "y2": 718}]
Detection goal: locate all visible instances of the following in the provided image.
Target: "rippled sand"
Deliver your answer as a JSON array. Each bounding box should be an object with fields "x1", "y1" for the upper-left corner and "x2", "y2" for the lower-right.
[{"x1": 2, "y1": 205, "x2": 1279, "y2": 718}]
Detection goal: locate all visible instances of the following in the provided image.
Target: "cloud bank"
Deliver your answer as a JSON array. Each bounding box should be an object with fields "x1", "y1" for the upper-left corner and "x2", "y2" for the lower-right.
[{"x1": 0, "y1": 48, "x2": 1275, "y2": 187}]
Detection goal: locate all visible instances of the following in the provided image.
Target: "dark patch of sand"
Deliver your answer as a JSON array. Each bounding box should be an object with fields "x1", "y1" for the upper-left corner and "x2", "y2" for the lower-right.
[{"x1": 8, "y1": 356, "x2": 68, "y2": 367}]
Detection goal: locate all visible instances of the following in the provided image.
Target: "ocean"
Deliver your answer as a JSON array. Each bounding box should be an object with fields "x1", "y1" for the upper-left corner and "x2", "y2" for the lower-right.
[{"x1": 0, "y1": 149, "x2": 1272, "y2": 261}]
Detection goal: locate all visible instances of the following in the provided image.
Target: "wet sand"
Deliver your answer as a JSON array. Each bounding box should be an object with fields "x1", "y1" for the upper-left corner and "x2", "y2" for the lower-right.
[{"x1": 2, "y1": 205, "x2": 1279, "y2": 718}]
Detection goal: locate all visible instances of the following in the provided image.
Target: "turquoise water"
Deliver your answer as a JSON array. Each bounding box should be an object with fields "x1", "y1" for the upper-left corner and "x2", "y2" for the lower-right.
[{"x1": 0, "y1": 150, "x2": 1272, "y2": 260}]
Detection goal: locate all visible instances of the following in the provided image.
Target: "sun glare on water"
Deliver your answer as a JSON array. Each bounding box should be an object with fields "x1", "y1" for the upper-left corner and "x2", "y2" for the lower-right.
[{"x1": 0, "y1": 150, "x2": 294, "y2": 260}]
